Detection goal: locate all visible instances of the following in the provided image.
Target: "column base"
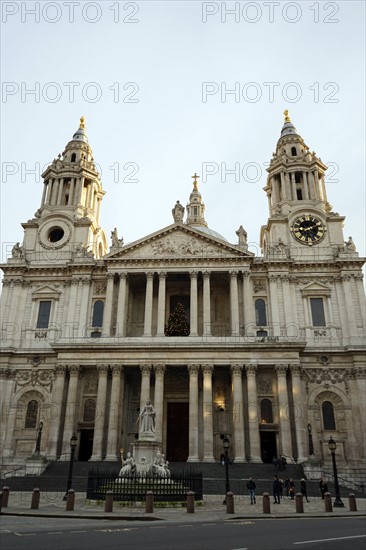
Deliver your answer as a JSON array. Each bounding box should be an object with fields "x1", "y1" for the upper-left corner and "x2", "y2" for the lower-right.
[
  {"x1": 104, "y1": 455, "x2": 118, "y2": 461},
  {"x1": 203, "y1": 456, "x2": 215, "y2": 462},
  {"x1": 89, "y1": 455, "x2": 103, "y2": 462},
  {"x1": 233, "y1": 457, "x2": 246, "y2": 463},
  {"x1": 187, "y1": 456, "x2": 200, "y2": 462},
  {"x1": 249, "y1": 456, "x2": 262, "y2": 463}
]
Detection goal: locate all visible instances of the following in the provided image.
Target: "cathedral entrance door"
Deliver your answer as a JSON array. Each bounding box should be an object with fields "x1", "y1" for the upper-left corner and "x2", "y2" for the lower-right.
[
  {"x1": 166, "y1": 402, "x2": 189, "y2": 462},
  {"x1": 78, "y1": 429, "x2": 94, "y2": 461},
  {"x1": 260, "y1": 431, "x2": 277, "y2": 463}
]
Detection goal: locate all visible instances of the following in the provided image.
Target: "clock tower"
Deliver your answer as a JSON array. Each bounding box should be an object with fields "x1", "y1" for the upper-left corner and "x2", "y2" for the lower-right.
[{"x1": 260, "y1": 111, "x2": 348, "y2": 260}]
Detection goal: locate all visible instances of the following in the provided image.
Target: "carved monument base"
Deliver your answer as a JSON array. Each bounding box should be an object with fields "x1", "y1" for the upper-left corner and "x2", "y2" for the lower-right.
[{"x1": 132, "y1": 439, "x2": 162, "y2": 476}]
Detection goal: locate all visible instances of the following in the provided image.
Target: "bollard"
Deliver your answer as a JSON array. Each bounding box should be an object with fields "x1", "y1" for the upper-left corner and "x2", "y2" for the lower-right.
[
  {"x1": 105, "y1": 490, "x2": 114, "y2": 513},
  {"x1": 349, "y1": 493, "x2": 357, "y2": 512},
  {"x1": 145, "y1": 491, "x2": 154, "y2": 513},
  {"x1": 66, "y1": 489, "x2": 75, "y2": 511},
  {"x1": 31, "y1": 488, "x2": 40, "y2": 510},
  {"x1": 295, "y1": 492, "x2": 304, "y2": 513},
  {"x1": 324, "y1": 492, "x2": 333, "y2": 512},
  {"x1": 2, "y1": 487, "x2": 9, "y2": 508},
  {"x1": 226, "y1": 492, "x2": 234, "y2": 514},
  {"x1": 187, "y1": 491, "x2": 195, "y2": 513},
  {"x1": 262, "y1": 492, "x2": 271, "y2": 514}
]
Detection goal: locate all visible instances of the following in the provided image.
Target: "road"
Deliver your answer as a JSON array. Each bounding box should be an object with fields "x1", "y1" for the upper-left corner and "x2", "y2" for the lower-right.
[{"x1": 1, "y1": 516, "x2": 365, "y2": 550}]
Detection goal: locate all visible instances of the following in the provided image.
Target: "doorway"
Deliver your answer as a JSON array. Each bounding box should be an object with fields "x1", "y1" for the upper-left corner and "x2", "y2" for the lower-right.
[
  {"x1": 260, "y1": 431, "x2": 277, "y2": 463},
  {"x1": 166, "y1": 402, "x2": 189, "y2": 462},
  {"x1": 78, "y1": 429, "x2": 94, "y2": 461}
]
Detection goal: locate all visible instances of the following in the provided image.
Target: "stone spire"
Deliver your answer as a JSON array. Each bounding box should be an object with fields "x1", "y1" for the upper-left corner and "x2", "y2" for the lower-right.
[{"x1": 185, "y1": 173, "x2": 208, "y2": 228}]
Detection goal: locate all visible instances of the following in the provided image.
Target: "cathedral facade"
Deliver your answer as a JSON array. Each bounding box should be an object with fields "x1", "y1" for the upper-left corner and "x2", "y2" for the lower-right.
[{"x1": 1, "y1": 114, "x2": 365, "y2": 482}]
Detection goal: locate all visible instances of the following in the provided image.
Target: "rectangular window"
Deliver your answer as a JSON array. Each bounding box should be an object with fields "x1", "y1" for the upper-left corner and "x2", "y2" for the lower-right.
[
  {"x1": 310, "y1": 298, "x2": 326, "y2": 326},
  {"x1": 36, "y1": 300, "x2": 51, "y2": 328}
]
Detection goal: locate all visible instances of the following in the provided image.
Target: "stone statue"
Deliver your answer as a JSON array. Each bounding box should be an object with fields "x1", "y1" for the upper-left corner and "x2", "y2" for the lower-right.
[
  {"x1": 172, "y1": 201, "x2": 184, "y2": 222},
  {"x1": 11, "y1": 242, "x2": 24, "y2": 259},
  {"x1": 137, "y1": 400, "x2": 156, "y2": 434},
  {"x1": 344, "y1": 236, "x2": 356, "y2": 253},
  {"x1": 111, "y1": 227, "x2": 124, "y2": 247},
  {"x1": 117, "y1": 449, "x2": 136, "y2": 478},
  {"x1": 152, "y1": 450, "x2": 171, "y2": 478},
  {"x1": 236, "y1": 225, "x2": 248, "y2": 250}
]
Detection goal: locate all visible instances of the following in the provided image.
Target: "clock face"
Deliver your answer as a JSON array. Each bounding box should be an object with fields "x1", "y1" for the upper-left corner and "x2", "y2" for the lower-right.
[{"x1": 290, "y1": 215, "x2": 326, "y2": 245}]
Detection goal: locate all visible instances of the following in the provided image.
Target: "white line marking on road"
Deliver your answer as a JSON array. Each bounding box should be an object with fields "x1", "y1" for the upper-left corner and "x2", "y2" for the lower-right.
[
  {"x1": 70, "y1": 530, "x2": 87, "y2": 533},
  {"x1": 294, "y1": 534, "x2": 366, "y2": 545},
  {"x1": 47, "y1": 532, "x2": 63, "y2": 535},
  {"x1": 14, "y1": 533, "x2": 36, "y2": 536}
]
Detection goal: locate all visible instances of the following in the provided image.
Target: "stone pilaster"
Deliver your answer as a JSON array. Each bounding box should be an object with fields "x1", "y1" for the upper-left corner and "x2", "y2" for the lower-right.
[
  {"x1": 116, "y1": 272, "x2": 128, "y2": 337},
  {"x1": 269, "y1": 275, "x2": 281, "y2": 336},
  {"x1": 140, "y1": 365, "x2": 152, "y2": 407},
  {"x1": 102, "y1": 273, "x2": 115, "y2": 337},
  {"x1": 153, "y1": 364, "x2": 166, "y2": 440},
  {"x1": 230, "y1": 271, "x2": 240, "y2": 336},
  {"x1": 203, "y1": 271, "x2": 211, "y2": 337},
  {"x1": 242, "y1": 271, "x2": 255, "y2": 336},
  {"x1": 190, "y1": 271, "x2": 198, "y2": 337},
  {"x1": 47, "y1": 365, "x2": 67, "y2": 459},
  {"x1": 62, "y1": 365, "x2": 80, "y2": 456},
  {"x1": 143, "y1": 272, "x2": 154, "y2": 337},
  {"x1": 156, "y1": 273, "x2": 167, "y2": 336},
  {"x1": 289, "y1": 365, "x2": 307, "y2": 462}
]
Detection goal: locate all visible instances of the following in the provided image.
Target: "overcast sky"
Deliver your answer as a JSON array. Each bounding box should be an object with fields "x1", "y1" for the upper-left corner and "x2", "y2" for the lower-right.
[{"x1": 1, "y1": 1, "x2": 365, "y2": 270}]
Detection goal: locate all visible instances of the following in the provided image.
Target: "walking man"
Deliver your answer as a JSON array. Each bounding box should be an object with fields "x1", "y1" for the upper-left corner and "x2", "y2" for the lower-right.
[
  {"x1": 273, "y1": 474, "x2": 281, "y2": 504},
  {"x1": 247, "y1": 477, "x2": 256, "y2": 504}
]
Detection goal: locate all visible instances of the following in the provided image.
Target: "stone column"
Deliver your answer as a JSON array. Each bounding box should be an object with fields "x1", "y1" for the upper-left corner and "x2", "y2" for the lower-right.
[
  {"x1": 90, "y1": 365, "x2": 109, "y2": 461},
  {"x1": 41, "y1": 181, "x2": 48, "y2": 206},
  {"x1": 102, "y1": 273, "x2": 115, "y2": 337},
  {"x1": 246, "y1": 365, "x2": 262, "y2": 462},
  {"x1": 291, "y1": 172, "x2": 296, "y2": 200},
  {"x1": 47, "y1": 365, "x2": 67, "y2": 459},
  {"x1": 105, "y1": 365, "x2": 124, "y2": 460},
  {"x1": 153, "y1": 364, "x2": 166, "y2": 441},
  {"x1": 231, "y1": 365, "x2": 245, "y2": 462},
  {"x1": 69, "y1": 178, "x2": 75, "y2": 205},
  {"x1": 275, "y1": 365, "x2": 292, "y2": 458},
  {"x1": 57, "y1": 178, "x2": 64, "y2": 204},
  {"x1": 62, "y1": 366, "x2": 80, "y2": 456},
  {"x1": 268, "y1": 274, "x2": 281, "y2": 336},
  {"x1": 281, "y1": 275, "x2": 297, "y2": 338},
  {"x1": 116, "y1": 272, "x2": 128, "y2": 337},
  {"x1": 302, "y1": 172, "x2": 309, "y2": 199},
  {"x1": 202, "y1": 365, "x2": 214, "y2": 462},
  {"x1": 203, "y1": 271, "x2": 211, "y2": 337},
  {"x1": 45, "y1": 178, "x2": 53, "y2": 204},
  {"x1": 156, "y1": 272, "x2": 167, "y2": 336},
  {"x1": 1, "y1": 371, "x2": 16, "y2": 458},
  {"x1": 187, "y1": 365, "x2": 200, "y2": 462},
  {"x1": 140, "y1": 365, "x2": 152, "y2": 408},
  {"x1": 242, "y1": 271, "x2": 255, "y2": 336},
  {"x1": 190, "y1": 271, "x2": 198, "y2": 337},
  {"x1": 143, "y1": 272, "x2": 154, "y2": 337},
  {"x1": 290, "y1": 366, "x2": 307, "y2": 462},
  {"x1": 230, "y1": 271, "x2": 240, "y2": 336},
  {"x1": 341, "y1": 275, "x2": 358, "y2": 345},
  {"x1": 66, "y1": 278, "x2": 79, "y2": 337}
]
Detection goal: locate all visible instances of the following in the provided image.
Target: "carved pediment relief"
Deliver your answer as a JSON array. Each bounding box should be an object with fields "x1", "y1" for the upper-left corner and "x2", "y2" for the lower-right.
[
  {"x1": 31, "y1": 284, "x2": 62, "y2": 300},
  {"x1": 107, "y1": 225, "x2": 251, "y2": 260},
  {"x1": 300, "y1": 281, "x2": 331, "y2": 297}
]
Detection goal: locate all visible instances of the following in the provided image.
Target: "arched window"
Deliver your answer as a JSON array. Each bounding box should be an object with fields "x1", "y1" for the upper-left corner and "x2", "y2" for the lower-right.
[
  {"x1": 322, "y1": 401, "x2": 336, "y2": 430},
  {"x1": 291, "y1": 147, "x2": 297, "y2": 156},
  {"x1": 255, "y1": 299, "x2": 267, "y2": 326},
  {"x1": 71, "y1": 153, "x2": 76, "y2": 162},
  {"x1": 261, "y1": 399, "x2": 273, "y2": 423},
  {"x1": 92, "y1": 300, "x2": 104, "y2": 327},
  {"x1": 25, "y1": 400, "x2": 38, "y2": 428},
  {"x1": 83, "y1": 398, "x2": 96, "y2": 422}
]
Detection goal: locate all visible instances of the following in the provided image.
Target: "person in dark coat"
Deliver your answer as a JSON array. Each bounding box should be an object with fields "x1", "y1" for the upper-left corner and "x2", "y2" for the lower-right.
[
  {"x1": 273, "y1": 474, "x2": 281, "y2": 503},
  {"x1": 289, "y1": 478, "x2": 295, "y2": 500},
  {"x1": 300, "y1": 478, "x2": 309, "y2": 502},
  {"x1": 319, "y1": 478, "x2": 328, "y2": 498},
  {"x1": 247, "y1": 477, "x2": 256, "y2": 504}
]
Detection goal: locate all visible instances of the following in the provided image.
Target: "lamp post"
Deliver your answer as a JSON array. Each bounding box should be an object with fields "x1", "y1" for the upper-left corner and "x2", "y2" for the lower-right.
[
  {"x1": 63, "y1": 433, "x2": 78, "y2": 501},
  {"x1": 328, "y1": 436, "x2": 344, "y2": 507},
  {"x1": 34, "y1": 421, "x2": 43, "y2": 455},
  {"x1": 222, "y1": 435, "x2": 230, "y2": 504}
]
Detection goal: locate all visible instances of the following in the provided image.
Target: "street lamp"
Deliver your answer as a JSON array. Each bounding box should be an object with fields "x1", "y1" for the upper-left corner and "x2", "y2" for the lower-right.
[
  {"x1": 328, "y1": 436, "x2": 344, "y2": 507},
  {"x1": 34, "y1": 421, "x2": 43, "y2": 455},
  {"x1": 63, "y1": 433, "x2": 78, "y2": 501},
  {"x1": 222, "y1": 435, "x2": 230, "y2": 504}
]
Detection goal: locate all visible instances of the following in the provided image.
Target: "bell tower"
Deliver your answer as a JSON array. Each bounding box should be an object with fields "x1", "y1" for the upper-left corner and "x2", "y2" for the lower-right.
[
  {"x1": 260, "y1": 111, "x2": 351, "y2": 259},
  {"x1": 21, "y1": 117, "x2": 107, "y2": 263}
]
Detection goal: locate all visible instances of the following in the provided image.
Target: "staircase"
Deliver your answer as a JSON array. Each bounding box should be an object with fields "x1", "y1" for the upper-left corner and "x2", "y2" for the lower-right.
[{"x1": 1, "y1": 460, "x2": 363, "y2": 498}]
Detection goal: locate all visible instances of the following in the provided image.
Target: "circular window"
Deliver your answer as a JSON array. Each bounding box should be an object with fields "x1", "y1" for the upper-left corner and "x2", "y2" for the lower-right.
[{"x1": 48, "y1": 227, "x2": 65, "y2": 242}]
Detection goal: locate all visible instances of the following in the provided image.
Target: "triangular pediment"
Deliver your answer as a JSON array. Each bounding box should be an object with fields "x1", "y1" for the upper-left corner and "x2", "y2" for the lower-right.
[
  {"x1": 106, "y1": 223, "x2": 252, "y2": 261},
  {"x1": 31, "y1": 284, "x2": 62, "y2": 299},
  {"x1": 300, "y1": 281, "x2": 331, "y2": 296}
]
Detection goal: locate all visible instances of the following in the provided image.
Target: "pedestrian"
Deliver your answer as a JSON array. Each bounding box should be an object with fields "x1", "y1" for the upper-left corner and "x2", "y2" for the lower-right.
[
  {"x1": 300, "y1": 478, "x2": 309, "y2": 502},
  {"x1": 247, "y1": 477, "x2": 256, "y2": 504},
  {"x1": 279, "y1": 478, "x2": 284, "y2": 498},
  {"x1": 319, "y1": 478, "x2": 328, "y2": 498},
  {"x1": 284, "y1": 477, "x2": 290, "y2": 498},
  {"x1": 289, "y1": 478, "x2": 295, "y2": 500},
  {"x1": 273, "y1": 474, "x2": 281, "y2": 504}
]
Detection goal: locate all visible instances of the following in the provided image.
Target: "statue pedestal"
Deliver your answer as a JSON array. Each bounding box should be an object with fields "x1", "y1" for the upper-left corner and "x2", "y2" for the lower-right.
[{"x1": 132, "y1": 439, "x2": 162, "y2": 476}]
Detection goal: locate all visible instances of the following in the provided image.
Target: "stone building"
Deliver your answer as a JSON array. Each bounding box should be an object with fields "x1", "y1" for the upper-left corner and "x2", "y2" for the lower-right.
[{"x1": 1, "y1": 112, "x2": 365, "y2": 482}]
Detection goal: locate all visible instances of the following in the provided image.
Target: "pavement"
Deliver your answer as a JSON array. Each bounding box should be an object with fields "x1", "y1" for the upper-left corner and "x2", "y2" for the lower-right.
[{"x1": 1, "y1": 492, "x2": 365, "y2": 522}]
